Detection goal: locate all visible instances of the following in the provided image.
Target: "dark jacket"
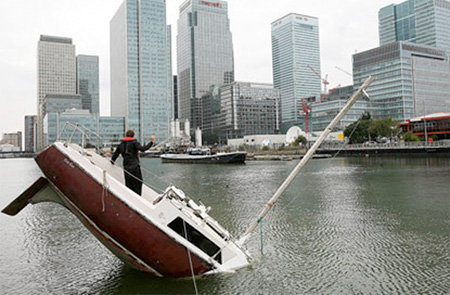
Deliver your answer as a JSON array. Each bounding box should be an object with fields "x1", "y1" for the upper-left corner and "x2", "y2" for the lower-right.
[{"x1": 111, "y1": 137, "x2": 153, "y2": 170}]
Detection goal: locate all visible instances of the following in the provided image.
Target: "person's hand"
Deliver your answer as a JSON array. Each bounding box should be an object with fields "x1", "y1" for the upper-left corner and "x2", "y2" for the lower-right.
[{"x1": 150, "y1": 135, "x2": 155, "y2": 143}]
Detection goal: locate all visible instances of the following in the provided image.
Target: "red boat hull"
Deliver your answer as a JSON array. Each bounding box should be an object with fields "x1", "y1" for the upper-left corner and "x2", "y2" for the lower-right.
[{"x1": 35, "y1": 145, "x2": 213, "y2": 277}]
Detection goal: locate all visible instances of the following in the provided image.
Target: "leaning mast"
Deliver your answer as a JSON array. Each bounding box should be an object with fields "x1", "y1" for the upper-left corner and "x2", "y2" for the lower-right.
[{"x1": 239, "y1": 76, "x2": 375, "y2": 242}]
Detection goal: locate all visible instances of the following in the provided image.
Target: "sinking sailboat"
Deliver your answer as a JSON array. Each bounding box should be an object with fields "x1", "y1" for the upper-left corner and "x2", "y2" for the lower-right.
[
  {"x1": 2, "y1": 134, "x2": 249, "y2": 277},
  {"x1": 2, "y1": 77, "x2": 374, "y2": 277}
]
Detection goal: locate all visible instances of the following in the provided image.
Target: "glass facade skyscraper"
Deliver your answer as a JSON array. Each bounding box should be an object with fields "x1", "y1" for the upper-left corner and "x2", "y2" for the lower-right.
[
  {"x1": 379, "y1": 0, "x2": 450, "y2": 52},
  {"x1": 177, "y1": 0, "x2": 234, "y2": 133},
  {"x1": 24, "y1": 115, "x2": 37, "y2": 152},
  {"x1": 77, "y1": 55, "x2": 99, "y2": 115},
  {"x1": 293, "y1": 85, "x2": 380, "y2": 133},
  {"x1": 271, "y1": 13, "x2": 322, "y2": 132},
  {"x1": 43, "y1": 94, "x2": 82, "y2": 114},
  {"x1": 111, "y1": 0, "x2": 173, "y2": 143},
  {"x1": 353, "y1": 42, "x2": 450, "y2": 122},
  {"x1": 37, "y1": 35, "x2": 76, "y2": 151}
]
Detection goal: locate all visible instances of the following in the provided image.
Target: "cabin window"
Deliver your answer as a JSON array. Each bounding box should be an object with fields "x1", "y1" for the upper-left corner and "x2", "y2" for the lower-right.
[{"x1": 168, "y1": 217, "x2": 222, "y2": 264}]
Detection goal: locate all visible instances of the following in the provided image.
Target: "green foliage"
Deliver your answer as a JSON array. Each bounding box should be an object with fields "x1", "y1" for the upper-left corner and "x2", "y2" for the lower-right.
[
  {"x1": 344, "y1": 113, "x2": 372, "y2": 144},
  {"x1": 344, "y1": 113, "x2": 402, "y2": 144},
  {"x1": 402, "y1": 131, "x2": 420, "y2": 142},
  {"x1": 293, "y1": 135, "x2": 307, "y2": 146},
  {"x1": 367, "y1": 117, "x2": 400, "y2": 139}
]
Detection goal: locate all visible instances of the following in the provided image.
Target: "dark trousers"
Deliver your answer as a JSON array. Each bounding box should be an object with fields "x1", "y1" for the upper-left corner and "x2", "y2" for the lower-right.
[{"x1": 124, "y1": 166, "x2": 143, "y2": 196}]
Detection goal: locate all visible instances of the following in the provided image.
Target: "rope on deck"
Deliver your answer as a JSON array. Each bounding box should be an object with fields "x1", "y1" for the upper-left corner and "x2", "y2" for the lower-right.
[
  {"x1": 102, "y1": 170, "x2": 109, "y2": 212},
  {"x1": 183, "y1": 219, "x2": 199, "y2": 295}
]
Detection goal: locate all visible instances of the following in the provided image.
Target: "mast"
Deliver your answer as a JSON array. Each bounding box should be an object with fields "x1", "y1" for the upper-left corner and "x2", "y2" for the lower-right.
[{"x1": 239, "y1": 76, "x2": 374, "y2": 242}]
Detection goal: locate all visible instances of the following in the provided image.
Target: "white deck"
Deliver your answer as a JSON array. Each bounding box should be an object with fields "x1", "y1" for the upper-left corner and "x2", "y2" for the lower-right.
[{"x1": 54, "y1": 142, "x2": 250, "y2": 274}]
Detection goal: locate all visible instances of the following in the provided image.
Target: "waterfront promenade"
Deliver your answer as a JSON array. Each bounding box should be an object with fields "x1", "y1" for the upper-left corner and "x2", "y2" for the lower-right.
[
  {"x1": 2, "y1": 141, "x2": 449, "y2": 160},
  {"x1": 0, "y1": 151, "x2": 35, "y2": 159},
  {"x1": 317, "y1": 141, "x2": 450, "y2": 156},
  {"x1": 246, "y1": 141, "x2": 450, "y2": 160}
]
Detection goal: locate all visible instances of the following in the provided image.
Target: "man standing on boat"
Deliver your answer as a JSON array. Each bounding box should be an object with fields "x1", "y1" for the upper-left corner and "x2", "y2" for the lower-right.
[{"x1": 111, "y1": 130, "x2": 155, "y2": 196}]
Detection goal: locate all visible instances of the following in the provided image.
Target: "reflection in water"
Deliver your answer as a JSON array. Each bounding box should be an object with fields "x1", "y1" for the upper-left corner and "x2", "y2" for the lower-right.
[{"x1": 0, "y1": 157, "x2": 449, "y2": 294}]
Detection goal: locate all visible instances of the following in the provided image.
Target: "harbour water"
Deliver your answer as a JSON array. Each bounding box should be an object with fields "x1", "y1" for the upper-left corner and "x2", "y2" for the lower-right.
[{"x1": 0, "y1": 156, "x2": 449, "y2": 294}]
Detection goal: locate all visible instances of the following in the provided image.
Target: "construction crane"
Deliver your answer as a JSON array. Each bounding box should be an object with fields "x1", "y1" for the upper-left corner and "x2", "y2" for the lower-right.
[
  {"x1": 307, "y1": 65, "x2": 329, "y2": 93},
  {"x1": 335, "y1": 66, "x2": 352, "y2": 77},
  {"x1": 335, "y1": 66, "x2": 371, "y2": 100},
  {"x1": 301, "y1": 84, "x2": 340, "y2": 133}
]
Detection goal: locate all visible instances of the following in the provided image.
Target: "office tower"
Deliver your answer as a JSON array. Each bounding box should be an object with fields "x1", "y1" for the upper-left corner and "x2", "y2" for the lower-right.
[
  {"x1": 173, "y1": 75, "x2": 178, "y2": 119},
  {"x1": 1, "y1": 132, "x2": 22, "y2": 150},
  {"x1": 271, "y1": 13, "x2": 322, "y2": 132},
  {"x1": 310, "y1": 86, "x2": 376, "y2": 132},
  {"x1": 353, "y1": 42, "x2": 450, "y2": 122},
  {"x1": 43, "y1": 94, "x2": 82, "y2": 114},
  {"x1": 24, "y1": 115, "x2": 37, "y2": 152},
  {"x1": 111, "y1": 0, "x2": 173, "y2": 143},
  {"x1": 379, "y1": 0, "x2": 450, "y2": 51},
  {"x1": 77, "y1": 55, "x2": 99, "y2": 115},
  {"x1": 37, "y1": 35, "x2": 76, "y2": 150},
  {"x1": 204, "y1": 82, "x2": 280, "y2": 144},
  {"x1": 177, "y1": 0, "x2": 234, "y2": 132}
]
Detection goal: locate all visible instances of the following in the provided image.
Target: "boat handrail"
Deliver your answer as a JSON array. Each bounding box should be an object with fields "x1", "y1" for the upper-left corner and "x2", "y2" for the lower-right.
[
  {"x1": 160, "y1": 186, "x2": 232, "y2": 242},
  {"x1": 57, "y1": 122, "x2": 103, "y2": 154}
]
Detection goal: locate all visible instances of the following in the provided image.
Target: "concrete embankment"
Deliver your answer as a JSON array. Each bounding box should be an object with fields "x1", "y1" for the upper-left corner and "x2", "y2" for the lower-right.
[
  {"x1": 246, "y1": 153, "x2": 331, "y2": 161},
  {"x1": 245, "y1": 143, "x2": 450, "y2": 160},
  {"x1": 0, "y1": 152, "x2": 36, "y2": 159},
  {"x1": 316, "y1": 145, "x2": 450, "y2": 156}
]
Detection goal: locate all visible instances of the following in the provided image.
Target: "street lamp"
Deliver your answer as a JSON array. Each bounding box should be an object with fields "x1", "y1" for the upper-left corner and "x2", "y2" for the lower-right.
[{"x1": 423, "y1": 100, "x2": 428, "y2": 145}]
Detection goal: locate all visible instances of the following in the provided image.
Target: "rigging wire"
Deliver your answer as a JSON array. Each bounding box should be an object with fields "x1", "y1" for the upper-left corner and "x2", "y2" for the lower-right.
[
  {"x1": 111, "y1": 159, "x2": 169, "y2": 194},
  {"x1": 253, "y1": 116, "x2": 365, "y2": 249},
  {"x1": 140, "y1": 164, "x2": 173, "y2": 190},
  {"x1": 103, "y1": 160, "x2": 199, "y2": 293},
  {"x1": 183, "y1": 219, "x2": 199, "y2": 295}
]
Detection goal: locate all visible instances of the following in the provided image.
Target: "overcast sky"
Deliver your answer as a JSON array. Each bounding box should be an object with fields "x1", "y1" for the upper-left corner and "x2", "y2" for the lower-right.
[{"x1": 0, "y1": 0, "x2": 397, "y2": 137}]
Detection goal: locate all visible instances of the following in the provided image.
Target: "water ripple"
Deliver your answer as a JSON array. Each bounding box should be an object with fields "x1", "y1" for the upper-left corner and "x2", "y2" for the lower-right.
[{"x1": 1, "y1": 158, "x2": 449, "y2": 294}]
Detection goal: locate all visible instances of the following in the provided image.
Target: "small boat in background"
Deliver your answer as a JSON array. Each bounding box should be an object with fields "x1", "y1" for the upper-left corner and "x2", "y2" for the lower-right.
[
  {"x1": 160, "y1": 151, "x2": 246, "y2": 164},
  {"x1": 156, "y1": 127, "x2": 246, "y2": 164}
]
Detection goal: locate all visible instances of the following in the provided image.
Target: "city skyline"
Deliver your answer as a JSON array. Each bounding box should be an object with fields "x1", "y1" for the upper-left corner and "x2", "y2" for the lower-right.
[
  {"x1": 37, "y1": 35, "x2": 77, "y2": 150},
  {"x1": 110, "y1": 0, "x2": 173, "y2": 143},
  {"x1": 272, "y1": 13, "x2": 322, "y2": 131},
  {"x1": 0, "y1": 0, "x2": 404, "y2": 136},
  {"x1": 177, "y1": 0, "x2": 235, "y2": 131}
]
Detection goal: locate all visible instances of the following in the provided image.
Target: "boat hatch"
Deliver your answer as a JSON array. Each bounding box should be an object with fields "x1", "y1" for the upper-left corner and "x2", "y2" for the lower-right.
[{"x1": 168, "y1": 217, "x2": 222, "y2": 264}]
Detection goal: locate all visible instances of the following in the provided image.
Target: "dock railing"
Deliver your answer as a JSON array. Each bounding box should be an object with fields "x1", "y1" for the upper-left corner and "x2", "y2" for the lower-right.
[{"x1": 318, "y1": 140, "x2": 450, "y2": 151}]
